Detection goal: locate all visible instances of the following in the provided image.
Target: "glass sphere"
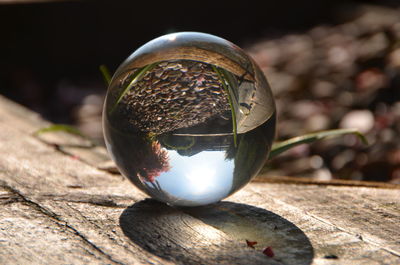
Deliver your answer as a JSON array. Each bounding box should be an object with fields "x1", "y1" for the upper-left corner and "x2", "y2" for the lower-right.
[{"x1": 103, "y1": 32, "x2": 276, "y2": 206}]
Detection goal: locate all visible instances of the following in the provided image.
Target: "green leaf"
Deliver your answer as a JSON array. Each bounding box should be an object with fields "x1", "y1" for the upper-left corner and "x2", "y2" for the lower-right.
[
  {"x1": 99, "y1": 64, "x2": 112, "y2": 86},
  {"x1": 34, "y1": 124, "x2": 86, "y2": 138},
  {"x1": 159, "y1": 135, "x2": 196, "y2": 150},
  {"x1": 33, "y1": 124, "x2": 96, "y2": 147},
  {"x1": 269, "y1": 128, "x2": 368, "y2": 159},
  {"x1": 212, "y1": 65, "x2": 238, "y2": 147}
]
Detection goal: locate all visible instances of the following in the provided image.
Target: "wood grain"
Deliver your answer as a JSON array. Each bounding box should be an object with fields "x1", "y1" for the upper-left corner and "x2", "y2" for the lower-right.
[{"x1": 0, "y1": 95, "x2": 399, "y2": 265}]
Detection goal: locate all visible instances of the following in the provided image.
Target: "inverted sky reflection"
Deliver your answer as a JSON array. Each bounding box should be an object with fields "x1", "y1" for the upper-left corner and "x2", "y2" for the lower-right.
[{"x1": 153, "y1": 150, "x2": 234, "y2": 205}]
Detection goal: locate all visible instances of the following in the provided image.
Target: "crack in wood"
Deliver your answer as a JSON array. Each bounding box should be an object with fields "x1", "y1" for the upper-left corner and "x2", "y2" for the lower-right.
[
  {"x1": 254, "y1": 175, "x2": 400, "y2": 189},
  {"x1": 306, "y1": 211, "x2": 400, "y2": 258},
  {"x1": 0, "y1": 181, "x2": 126, "y2": 265},
  {"x1": 39, "y1": 194, "x2": 132, "y2": 208},
  {"x1": 0, "y1": 184, "x2": 24, "y2": 205}
]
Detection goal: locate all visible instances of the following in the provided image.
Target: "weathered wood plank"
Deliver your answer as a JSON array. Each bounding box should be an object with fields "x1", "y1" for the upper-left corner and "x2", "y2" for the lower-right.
[
  {"x1": 0, "y1": 186, "x2": 116, "y2": 265},
  {"x1": 0, "y1": 94, "x2": 399, "y2": 265},
  {"x1": 240, "y1": 185, "x2": 400, "y2": 264},
  {"x1": 256, "y1": 185, "x2": 400, "y2": 255},
  {"x1": 0, "y1": 116, "x2": 277, "y2": 264}
]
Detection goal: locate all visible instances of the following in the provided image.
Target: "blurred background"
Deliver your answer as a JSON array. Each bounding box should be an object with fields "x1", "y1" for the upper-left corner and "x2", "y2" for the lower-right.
[{"x1": 1, "y1": 0, "x2": 399, "y2": 183}]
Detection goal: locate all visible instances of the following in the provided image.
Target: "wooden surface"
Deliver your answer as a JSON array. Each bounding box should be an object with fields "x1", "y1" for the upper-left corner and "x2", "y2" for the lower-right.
[{"x1": 0, "y1": 94, "x2": 399, "y2": 265}]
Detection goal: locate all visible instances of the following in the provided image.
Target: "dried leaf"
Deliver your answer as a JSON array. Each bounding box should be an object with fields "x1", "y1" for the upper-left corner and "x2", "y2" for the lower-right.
[
  {"x1": 245, "y1": 240, "x2": 257, "y2": 248},
  {"x1": 263, "y1": 246, "x2": 274, "y2": 257}
]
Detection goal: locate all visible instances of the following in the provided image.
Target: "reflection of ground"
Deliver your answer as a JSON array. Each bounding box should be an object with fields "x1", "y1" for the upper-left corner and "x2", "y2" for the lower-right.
[
  {"x1": 120, "y1": 199, "x2": 314, "y2": 265},
  {"x1": 119, "y1": 60, "x2": 230, "y2": 134},
  {"x1": 159, "y1": 134, "x2": 232, "y2": 157}
]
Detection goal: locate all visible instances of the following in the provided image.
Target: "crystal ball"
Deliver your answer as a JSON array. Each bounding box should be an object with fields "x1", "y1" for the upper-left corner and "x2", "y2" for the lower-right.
[{"x1": 103, "y1": 32, "x2": 276, "y2": 206}]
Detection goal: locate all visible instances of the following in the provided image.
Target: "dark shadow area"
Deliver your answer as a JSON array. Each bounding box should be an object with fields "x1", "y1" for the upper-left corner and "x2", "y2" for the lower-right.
[
  {"x1": 0, "y1": 0, "x2": 377, "y2": 123},
  {"x1": 120, "y1": 199, "x2": 314, "y2": 265}
]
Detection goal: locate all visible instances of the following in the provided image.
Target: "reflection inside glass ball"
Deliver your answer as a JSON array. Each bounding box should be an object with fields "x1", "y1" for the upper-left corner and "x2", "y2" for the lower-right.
[{"x1": 103, "y1": 32, "x2": 276, "y2": 206}]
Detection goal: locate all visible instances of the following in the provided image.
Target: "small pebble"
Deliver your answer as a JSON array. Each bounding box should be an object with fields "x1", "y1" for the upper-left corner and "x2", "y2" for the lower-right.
[{"x1": 340, "y1": 110, "x2": 375, "y2": 133}]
